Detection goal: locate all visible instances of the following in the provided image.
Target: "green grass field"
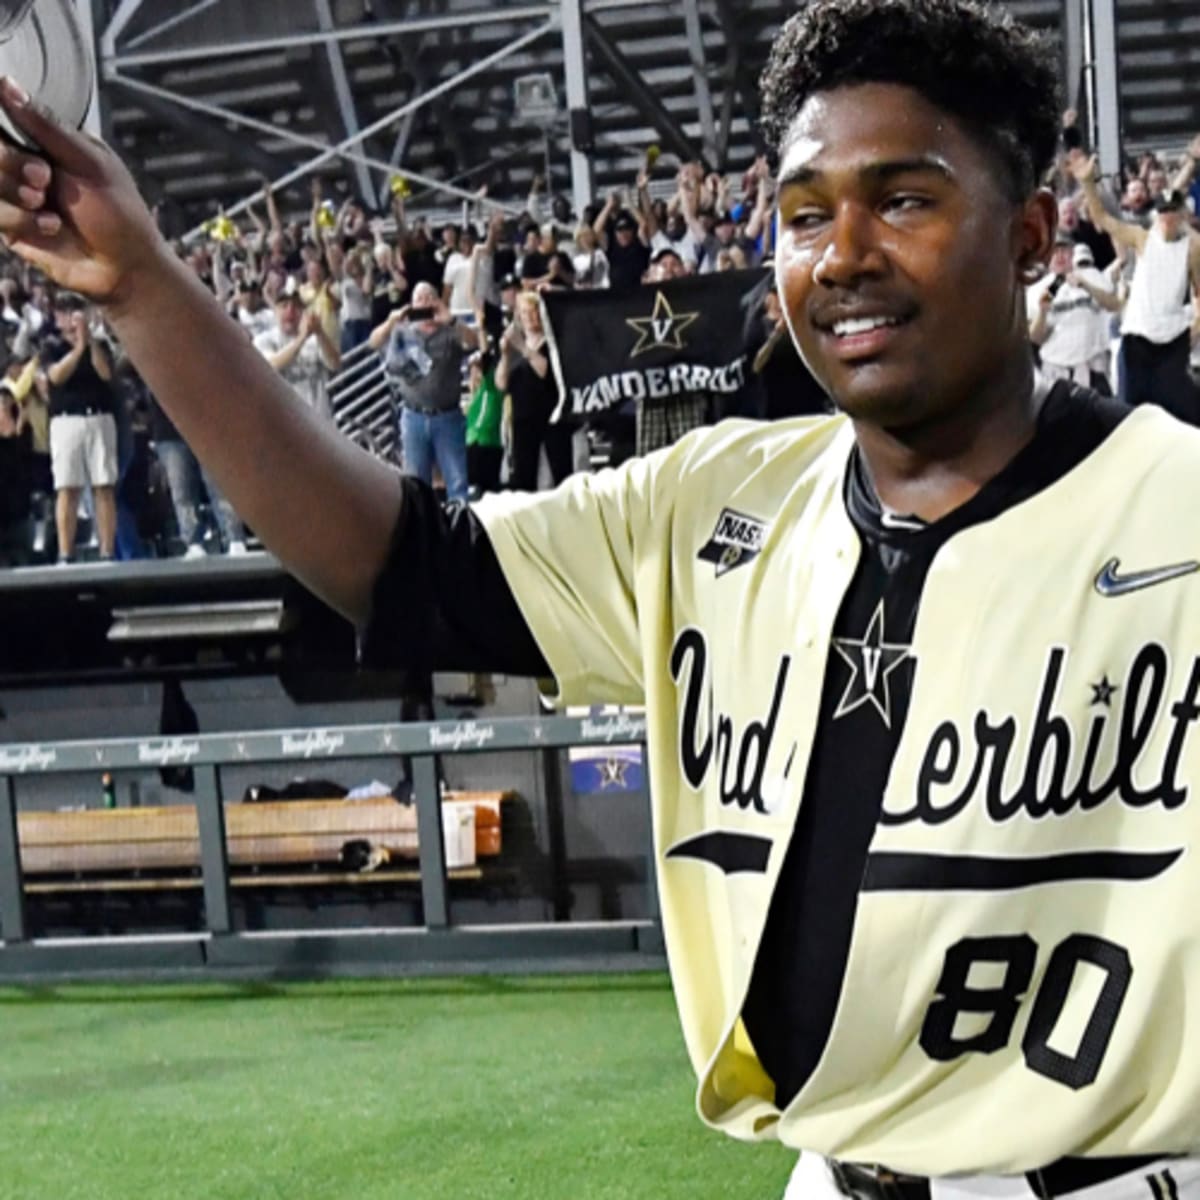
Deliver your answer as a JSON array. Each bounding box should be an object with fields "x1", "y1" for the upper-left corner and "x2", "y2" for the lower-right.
[{"x1": 0, "y1": 973, "x2": 795, "y2": 1199}]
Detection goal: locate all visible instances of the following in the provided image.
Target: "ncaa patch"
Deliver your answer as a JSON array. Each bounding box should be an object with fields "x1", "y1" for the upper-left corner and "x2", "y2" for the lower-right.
[{"x1": 698, "y1": 508, "x2": 769, "y2": 577}]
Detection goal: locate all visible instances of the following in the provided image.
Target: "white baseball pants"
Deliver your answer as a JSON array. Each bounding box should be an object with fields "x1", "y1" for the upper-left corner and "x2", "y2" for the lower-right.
[{"x1": 783, "y1": 1152, "x2": 1200, "y2": 1199}]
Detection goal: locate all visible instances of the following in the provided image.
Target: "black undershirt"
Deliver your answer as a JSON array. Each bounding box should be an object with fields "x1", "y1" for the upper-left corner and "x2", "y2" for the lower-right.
[
  {"x1": 363, "y1": 383, "x2": 1128, "y2": 1107},
  {"x1": 741, "y1": 382, "x2": 1128, "y2": 1105}
]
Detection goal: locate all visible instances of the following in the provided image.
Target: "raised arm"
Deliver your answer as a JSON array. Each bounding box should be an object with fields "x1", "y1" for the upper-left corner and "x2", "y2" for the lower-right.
[
  {"x1": 264, "y1": 179, "x2": 283, "y2": 237},
  {"x1": 0, "y1": 81, "x2": 401, "y2": 626},
  {"x1": 210, "y1": 235, "x2": 233, "y2": 304},
  {"x1": 1027, "y1": 286, "x2": 1052, "y2": 346},
  {"x1": 1068, "y1": 153, "x2": 1146, "y2": 253},
  {"x1": 635, "y1": 169, "x2": 658, "y2": 241},
  {"x1": 678, "y1": 167, "x2": 707, "y2": 245},
  {"x1": 593, "y1": 192, "x2": 618, "y2": 244},
  {"x1": 368, "y1": 306, "x2": 407, "y2": 353},
  {"x1": 308, "y1": 177, "x2": 325, "y2": 249},
  {"x1": 1170, "y1": 135, "x2": 1200, "y2": 196},
  {"x1": 494, "y1": 319, "x2": 521, "y2": 393},
  {"x1": 246, "y1": 192, "x2": 267, "y2": 247},
  {"x1": 1068, "y1": 270, "x2": 1123, "y2": 315},
  {"x1": 744, "y1": 158, "x2": 775, "y2": 243},
  {"x1": 46, "y1": 317, "x2": 87, "y2": 386},
  {"x1": 526, "y1": 173, "x2": 544, "y2": 224}
]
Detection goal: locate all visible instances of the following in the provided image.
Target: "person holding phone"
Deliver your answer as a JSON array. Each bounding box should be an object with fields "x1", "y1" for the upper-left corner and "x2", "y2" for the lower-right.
[
  {"x1": 494, "y1": 290, "x2": 574, "y2": 493},
  {"x1": 368, "y1": 281, "x2": 479, "y2": 501},
  {"x1": 38, "y1": 292, "x2": 118, "y2": 562},
  {"x1": 1027, "y1": 233, "x2": 1121, "y2": 393}
]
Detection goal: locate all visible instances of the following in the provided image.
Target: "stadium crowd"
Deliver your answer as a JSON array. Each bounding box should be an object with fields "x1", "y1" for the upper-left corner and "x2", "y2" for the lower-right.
[{"x1": 0, "y1": 108, "x2": 1197, "y2": 568}]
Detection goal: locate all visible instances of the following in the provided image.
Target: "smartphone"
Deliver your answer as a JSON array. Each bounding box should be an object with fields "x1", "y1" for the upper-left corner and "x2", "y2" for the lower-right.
[
  {"x1": 408, "y1": 306, "x2": 435, "y2": 321},
  {"x1": 1046, "y1": 274, "x2": 1066, "y2": 299}
]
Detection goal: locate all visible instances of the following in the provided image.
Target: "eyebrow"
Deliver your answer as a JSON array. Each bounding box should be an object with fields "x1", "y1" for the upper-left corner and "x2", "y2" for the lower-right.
[{"x1": 777, "y1": 155, "x2": 956, "y2": 190}]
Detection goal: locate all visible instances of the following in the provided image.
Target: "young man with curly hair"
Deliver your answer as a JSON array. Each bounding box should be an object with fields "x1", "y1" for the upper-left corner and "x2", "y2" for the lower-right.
[{"x1": 0, "y1": 1, "x2": 1197, "y2": 1196}]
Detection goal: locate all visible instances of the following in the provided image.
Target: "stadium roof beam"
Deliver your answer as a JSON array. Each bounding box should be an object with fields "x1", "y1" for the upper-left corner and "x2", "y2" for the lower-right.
[
  {"x1": 386, "y1": 108, "x2": 420, "y2": 194},
  {"x1": 680, "y1": 0, "x2": 717, "y2": 165},
  {"x1": 108, "y1": 71, "x2": 523, "y2": 235},
  {"x1": 106, "y1": 76, "x2": 302, "y2": 187},
  {"x1": 111, "y1": 19, "x2": 552, "y2": 236},
  {"x1": 100, "y1": 0, "x2": 150, "y2": 60},
  {"x1": 1064, "y1": 0, "x2": 1086, "y2": 111},
  {"x1": 208, "y1": 18, "x2": 560, "y2": 226},
  {"x1": 372, "y1": 0, "x2": 472, "y2": 187},
  {"x1": 710, "y1": 0, "x2": 766, "y2": 159},
  {"x1": 583, "y1": 12, "x2": 704, "y2": 169},
  {"x1": 1086, "y1": 0, "x2": 1123, "y2": 174},
  {"x1": 122, "y1": 0, "x2": 224, "y2": 51},
  {"x1": 313, "y1": 0, "x2": 377, "y2": 202},
  {"x1": 104, "y1": 5, "x2": 561, "y2": 69},
  {"x1": 562, "y1": 0, "x2": 596, "y2": 213}
]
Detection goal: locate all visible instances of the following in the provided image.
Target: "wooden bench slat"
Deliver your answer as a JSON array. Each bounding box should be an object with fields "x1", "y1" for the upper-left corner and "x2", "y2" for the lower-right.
[
  {"x1": 23, "y1": 866, "x2": 487, "y2": 894},
  {"x1": 17, "y1": 793, "x2": 509, "y2": 876}
]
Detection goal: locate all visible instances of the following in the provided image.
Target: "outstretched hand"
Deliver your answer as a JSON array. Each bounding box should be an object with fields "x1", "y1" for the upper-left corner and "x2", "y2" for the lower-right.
[
  {"x1": 0, "y1": 77, "x2": 165, "y2": 306},
  {"x1": 1067, "y1": 151, "x2": 1099, "y2": 185}
]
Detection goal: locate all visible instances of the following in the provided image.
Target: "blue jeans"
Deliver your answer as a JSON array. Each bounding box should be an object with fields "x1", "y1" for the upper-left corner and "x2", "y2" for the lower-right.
[
  {"x1": 340, "y1": 318, "x2": 372, "y2": 354},
  {"x1": 400, "y1": 407, "x2": 469, "y2": 502},
  {"x1": 156, "y1": 438, "x2": 244, "y2": 549}
]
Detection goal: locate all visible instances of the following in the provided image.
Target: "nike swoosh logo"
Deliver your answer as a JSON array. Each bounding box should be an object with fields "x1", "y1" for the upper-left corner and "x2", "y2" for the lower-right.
[{"x1": 1094, "y1": 557, "x2": 1200, "y2": 598}]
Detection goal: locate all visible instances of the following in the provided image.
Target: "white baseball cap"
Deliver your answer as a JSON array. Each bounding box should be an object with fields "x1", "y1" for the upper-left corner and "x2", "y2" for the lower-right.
[{"x1": 0, "y1": 0, "x2": 93, "y2": 149}]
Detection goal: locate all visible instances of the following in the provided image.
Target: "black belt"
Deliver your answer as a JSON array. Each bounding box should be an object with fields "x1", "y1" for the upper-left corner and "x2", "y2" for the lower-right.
[
  {"x1": 831, "y1": 1163, "x2": 930, "y2": 1200},
  {"x1": 831, "y1": 1154, "x2": 1167, "y2": 1199},
  {"x1": 403, "y1": 403, "x2": 457, "y2": 416}
]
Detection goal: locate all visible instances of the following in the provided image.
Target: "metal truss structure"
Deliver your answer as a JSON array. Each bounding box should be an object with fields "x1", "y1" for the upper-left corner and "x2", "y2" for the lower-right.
[{"x1": 80, "y1": 0, "x2": 1193, "y2": 234}]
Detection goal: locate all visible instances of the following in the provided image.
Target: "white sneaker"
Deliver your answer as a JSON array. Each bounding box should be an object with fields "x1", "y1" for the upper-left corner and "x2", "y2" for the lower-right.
[
  {"x1": 227, "y1": 540, "x2": 249, "y2": 556},
  {"x1": 183, "y1": 544, "x2": 207, "y2": 560}
]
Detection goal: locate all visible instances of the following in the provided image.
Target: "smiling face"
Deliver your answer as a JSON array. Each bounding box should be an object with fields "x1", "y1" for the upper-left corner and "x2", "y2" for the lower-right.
[
  {"x1": 515, "y1": 292, "x2": 543, "y2": 336},
  {"x1": 775, "y1": 81, "x2": 1050, "y2": 429},
  {"x1": 1123, "y1": 178, "x2": 1149, "y2": 211},
  {"x1": 276, "y1": 294, "x2": 303, "y2": 335}
]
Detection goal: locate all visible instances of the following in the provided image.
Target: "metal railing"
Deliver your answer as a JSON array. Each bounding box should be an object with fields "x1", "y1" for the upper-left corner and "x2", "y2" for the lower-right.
[
  {"x1": 330, "y1": 342, "x2": 395, "y2": 460},
  {"x1": 0, "y1": 712, "x2": 662, "y2": 982}
]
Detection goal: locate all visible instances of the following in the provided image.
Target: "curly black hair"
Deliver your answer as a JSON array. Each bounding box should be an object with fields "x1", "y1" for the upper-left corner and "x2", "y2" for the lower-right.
[{"x1": 759, "y1": 0, "x2": 1060, "y2": 201}]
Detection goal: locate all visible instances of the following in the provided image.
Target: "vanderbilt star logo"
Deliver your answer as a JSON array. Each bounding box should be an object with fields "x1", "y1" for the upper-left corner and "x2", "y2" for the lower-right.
[
  {"x1": 1090, "y1": 675, "x2": 1119, "y2": 707},
  {"x1": 597, "y1": 757, "x2": 632, "y2": 789},
  {"x1": 832, "y1": 601, "x2": 911, "y2": 727},
  {"x1": 626, "y1": 291, "x2": 699, "y2": 357}
]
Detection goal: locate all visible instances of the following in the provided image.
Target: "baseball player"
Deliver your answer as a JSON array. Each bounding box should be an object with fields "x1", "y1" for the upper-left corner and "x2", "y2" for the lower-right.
[{"x1": 1, "y1": 1, "x2": 1198, "y2": 1197}]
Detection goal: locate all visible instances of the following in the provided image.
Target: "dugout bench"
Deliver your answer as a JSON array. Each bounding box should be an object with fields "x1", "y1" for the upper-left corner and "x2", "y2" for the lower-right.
[{"x1": 0, "y1": 715, "x2": 665, "y2": 983}]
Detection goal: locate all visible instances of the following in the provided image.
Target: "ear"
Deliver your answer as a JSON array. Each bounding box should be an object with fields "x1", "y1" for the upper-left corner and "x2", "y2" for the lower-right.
[{"x1": 1014, "y1": 187, "x2": 1058, "y2": 278}]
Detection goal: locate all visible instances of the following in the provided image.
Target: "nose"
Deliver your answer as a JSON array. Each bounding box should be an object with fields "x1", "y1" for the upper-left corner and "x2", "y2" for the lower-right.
[{"x1": 812, "y1": 202, "x2": 886, "y2": 289}]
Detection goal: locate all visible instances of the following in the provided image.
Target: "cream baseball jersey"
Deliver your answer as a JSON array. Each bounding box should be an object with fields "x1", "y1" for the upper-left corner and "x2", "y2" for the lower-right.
[{"x1": 457, "y1": 394, "x2": 1200, "y2": 1177}]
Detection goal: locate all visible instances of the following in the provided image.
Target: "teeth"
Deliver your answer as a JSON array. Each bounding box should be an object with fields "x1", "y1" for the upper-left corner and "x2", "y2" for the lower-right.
[{"x1": 831, "y1": 315, "x2": 901, "y2": 337}]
